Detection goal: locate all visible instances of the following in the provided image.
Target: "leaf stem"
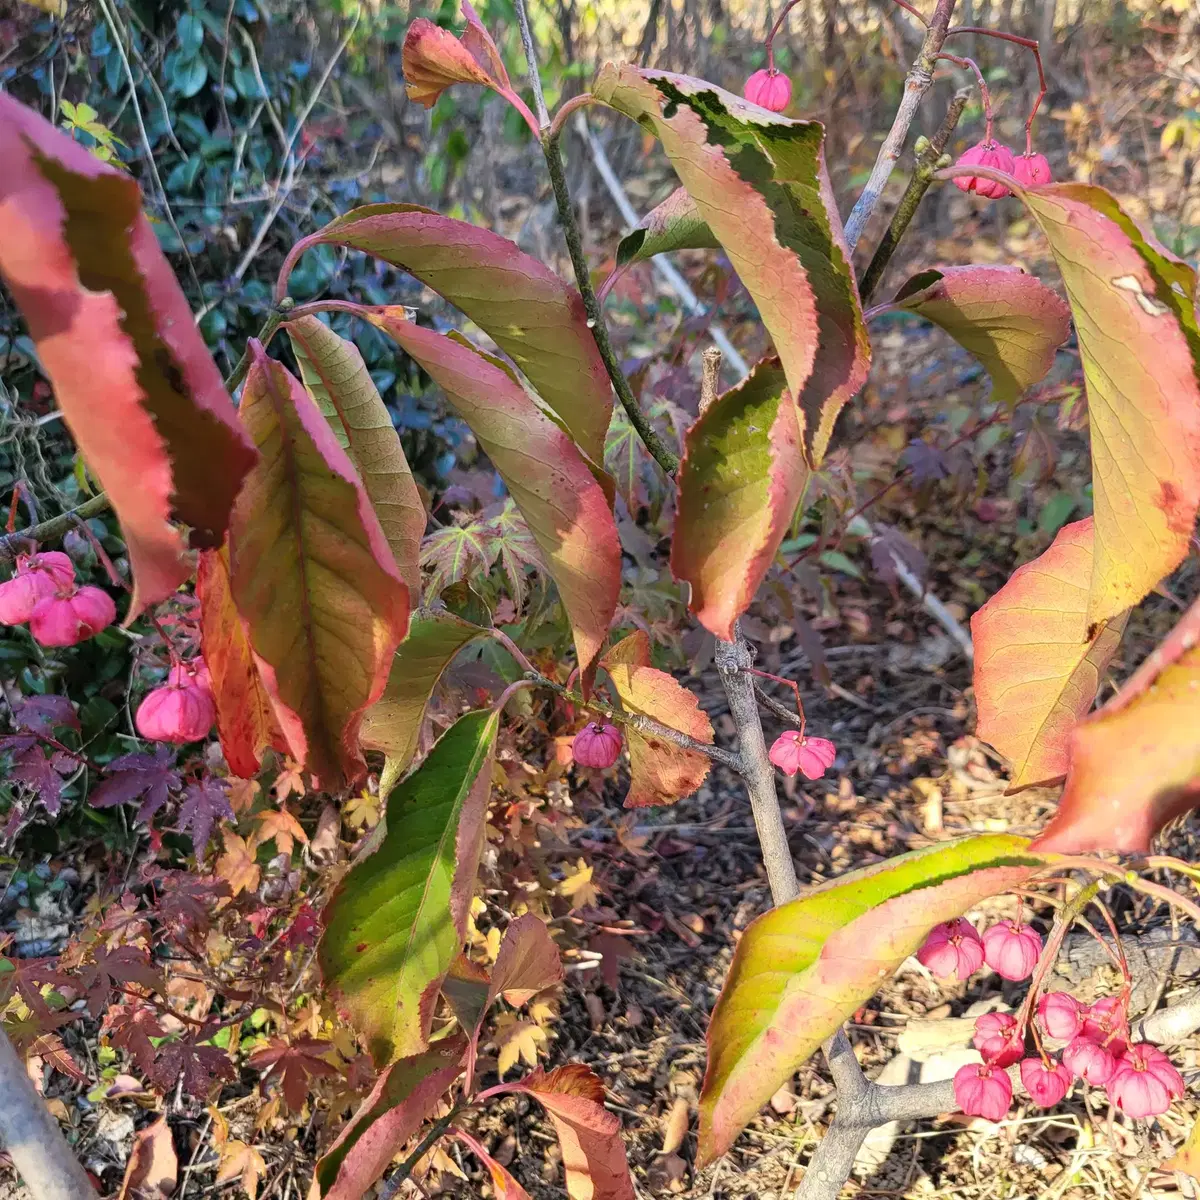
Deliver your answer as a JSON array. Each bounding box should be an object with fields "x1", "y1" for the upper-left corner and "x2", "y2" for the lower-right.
[
  {"x1": 224, "y1": 298, "x2": 296, "y2": 394},
  {"x1": 546, "y1": 92, "x2": 596, "y2": 142},
  {"x1": 946, "y1": 25, "x2": 1046, "y2": 155}
]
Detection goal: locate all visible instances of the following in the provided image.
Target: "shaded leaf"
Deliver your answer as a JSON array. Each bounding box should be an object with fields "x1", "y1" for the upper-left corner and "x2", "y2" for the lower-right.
[
  {"x1": 90, "y1": 747, "x2": 181, "y2": 824},
  {"x1": 248, "y1": 1036, "x2": 338, "y2": 1112},
  {"x1": 492, "y1": 1013, "x2": 548, "y2": 1076},
  {"x1": 197, "y1": 546, "x2": 285, "y2": 779},
  {"x1": 1034, "y1": 595, "x2": 1200, "y2": 853},
  {"x1": 869, "y1": 524, "x2": 927, "y2": 594},
  {"x1": 76, "y1": 945, "x2": 164, "y2": 1018},
  {"x1": 592, "y1": 65, "x2": 869, "y2": 467},
  {"x1": 600, "y1": 632, "x2": 714, "y2": 807},
  {"x1": 228, "y1": 343, "x2": 409, "y2": 789},
  {"x1": 1017, "y1": 183, "x2": 1200, "y2": 627},
  {"x1": 369, "y1": 309, "x2": 620, "y2": 678},
  {"x1": 494, "y1": 1064, "x2": 635, "y2": 1200},
  {"x1": 421, "y1": 523, "x2": 494, "y2": 600},
  {"x1": 900, "y1": 439, "x2": 949, "y2": 486},
  {"x1": 11, "y1": 695, "x2": 78, "y2": 736},
  {"x1": 972, "y1": 519, "x2": 1127, "y2": 791},
  {"x1": 614, "y1": 185, "x2": 720, "y2": 268},
  {"x1": 672, "y1": 359, "x2": 805, "y2": 640},
  {"x1": 279, "y1": 206, "x2": 612, "y2": 463},
  {"x1": 453, "y1": 1129, "x2": 532, "y2": 1200},
  {"x1": 0, "y1": 94, "x2": 256, "y2": 614},
  {"x1": 360, "y1": 612, "x2": 491, "y2": 784},
  {"x1": 698, "y1": 835, "x2": 1045, "y2": 1164},
  {"x1": 148, "y1": 1034, "x2": 235, "y2": 1098},
  {"x1": 320, "y1": 709, "x2": 497, "y2": 1065},
  {"x1": 117, "y1": 1116, "x2": 177, "y2": 1200},
  {"x1": 176, "y1": 778, "x2": 234, "y2": 859},
  {"x1": 489, "y1": 914, "x2": 564, "y2": 1009},
  {"x1": 287, "y1": 315, "x2": 426, "y2": 595},
  {"x1": 314, "y1": 1040, "x2": 464, "y2": 1199},
  {"x1": 892, "y1": 266, "x2": 1071, "y2": 407}
]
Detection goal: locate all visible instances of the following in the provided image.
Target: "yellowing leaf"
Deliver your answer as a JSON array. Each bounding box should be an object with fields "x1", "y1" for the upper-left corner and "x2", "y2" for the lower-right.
[
  {"x1": 972, "y1": 519, "x2": 1127, "y2": 790},
  {"x1": 215, "y1": 1140, "x2": 266, "y2": 1200},
  {"x1": 216, "y1": 830, "x2": 261, "y2": 898},
  {"x1": 249, "y1": 807, "x2": 308, "y2": 857},
  {"x1": 343, "y1": 791, "x2": 381, "y2": 832},
  {"x1": 492, "y1": 1013, "x2": 548, "y2": 1077},
  {"x1": 558, "y1": 860, "x2": 599, "y2": 910}
]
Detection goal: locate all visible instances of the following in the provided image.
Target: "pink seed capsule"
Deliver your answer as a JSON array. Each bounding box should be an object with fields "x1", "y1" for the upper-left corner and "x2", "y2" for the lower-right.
[
  {"x1": 743, "y1": 68, "x2": 792, "y2": 112},
  {"x1": 572, "y1": 722, "x2": 623, "y2": 769},
  {"x1": 953, "y1": 1061, "x2": 1012, "y2": 1121},
  {"x1": 1063, "y1": 1035, "x2": 1117, "y2": 1086},
  {"x1": 768, "y1": 732, "x2": 836, "y2": 780},
  {"x1": 135, "y1": 681, "x2": 217, "y2": 744},
  {"x1": 1020, "y1": 1056, "x2": 1071, "y2": 1107},
  {"x1": 952, "y1": 140, "x2": 1017, "y2": 199},
  {"x1": 29, "y1": 586, "x2": 116, "y2": 646},
  {"x1": 916, "y1": 918, "x2": 984, "y2": 981},
  {"x1": 972, "y1": 1011, "x2": 1023, "y2": 1067},
  {"x1": 981, "y1": 920, "x2": 1042, "y2": 981},
  {"x1": 1037, "y1": 991, "x2": 1082, "y2": 1041},
  {"x1": 1106, "y1": 1044, "x2": 1184, "y2": 1118}
]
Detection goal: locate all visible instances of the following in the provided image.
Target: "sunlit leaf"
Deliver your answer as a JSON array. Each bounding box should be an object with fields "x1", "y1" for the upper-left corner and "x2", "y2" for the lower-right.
[
  {"x1": 698, "y1": 835, "x2": 1045, "y2": 1164},
  {"x1": 287, "y1": 315, "x2": 426, "y2": 595},
  {"x1": 671, "y1": 358, "x2": 805, "y2": 639},
  {"x1": 228, "y1": 344, "x2": 409, "y2": 789},
  {"x1": 279, "y1": 205, "x2": 612, "y2": 462},
  {"x1": 0, "y1": 93, "x2": 257, "y2": 615},
  {"x1": 1035, "y1": 595, "x2": 1200, "y2": 854},
  {"x1": 320, "y1": 710, "x2": 497, "y2": 1065},
  {"x1": 972, "y1": 519, "x2": 1127, "y2": 791},
  {"x1": 593, "y1": 65, "x2": 869, "y2": 466},
  {"x1": 891, "y1": 265, "x2": 1071, "y2": 407}
]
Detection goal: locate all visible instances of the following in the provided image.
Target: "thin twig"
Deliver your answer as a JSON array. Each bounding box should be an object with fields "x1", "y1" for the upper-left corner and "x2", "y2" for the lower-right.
[
  {"x1": 513, "y1": 0, "x2": 550, "y2": 130},
  {"x1": 378, "y1": 1106, "x2": 464, "y2": 1200}
]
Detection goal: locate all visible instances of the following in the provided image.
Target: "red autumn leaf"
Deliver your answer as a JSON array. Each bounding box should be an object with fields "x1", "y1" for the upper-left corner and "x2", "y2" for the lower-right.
[
  {"x1": 104, "y1": 1001, "x2": 167, "y2": 1078},
  {"x1": 600, "y1": 632, "x2": 714, "y2": 807},
  {"x1": 117, "y1": 1116, "x2": 177, "y2": 1200},
  {"x1": 196, "y1": 546, "x2": 286, "y2": 779},
  {"x1": 402, "y1": 0, "x2": 511, "y2": 108},
  {"x1": 0, "y1": 94, "x2": 256, "y2": 615},
  {"x1": 248, "y1": 1036, "x2": 339, "y2": 1113},
  {"x1": 228, "y1": 343, "x2": 409, "y2": 789},
  {"x1": 453, "y1": 1129, "x2": 532, "y2": 1200},
  {"x1": 488, "y1": 914, "x2": 564, "y2": 1009},
  {"x1": 0, "y1": 740, "x2": 74, "y2": 816},
  {"x1": 89, "y1": 747, "x2": 182, "y2": 825},
  {"x1": 76, "y1": 945, "x2": 165, "y2": 1018},
  {"x1": 1034, "y1": 594, "x2": 1200, "y2": 853},
  {"x1": 492, "y1": 1064, "x2": 635, "y2": 1200},
  {"x1": 148, "y1": 1033, "x2": 235, "y2": 1098},
  {"x1": 972, "y1": 519, "x2": 1128, "y2": 791},
  {"x1": 175, "y1": 778, "x2": 235, "y2": 859}
]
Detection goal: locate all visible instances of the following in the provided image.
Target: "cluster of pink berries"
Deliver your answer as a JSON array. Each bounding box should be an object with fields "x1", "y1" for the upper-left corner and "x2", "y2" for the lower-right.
[
  {"x1": 952, "y1": 141, "x2": 1051, "y2": 199},
  {"x1": 0, "y1": 551, "x2": 116, "y2": 647},
  {"x1": 135, "y1": 658, "x2": 216, "y2": 745},
  {"x1": 572, "y1": 721, "x2": 623, "y2": 769},
  {"x1": 918, "y1": 919, "x2": 1186, "y2": 1121},
  {"x1": 743, "y1": 68, "x2": 792, "y2": 113}
]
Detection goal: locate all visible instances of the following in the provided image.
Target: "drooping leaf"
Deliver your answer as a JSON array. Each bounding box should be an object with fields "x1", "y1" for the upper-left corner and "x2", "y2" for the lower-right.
[
  {"x1": 319, "y1": 709, "x2": 497, "y2": 1065},
  {"x1": 247, "y1": 1036, "x2": 338, "y2": 1113},
  {"x1": 488, "y1": 914, "x2": 564, "y2": 1008},
  {"x1": 197, "y1": 546, "x2": 285, "y2": 780},
  {"x1": 117, "y1": 1116, "x2": 177, "y2": 1200},
  {"x1": 0, "y1": 94, "x2": 257, "y2": 615},
  {"x1": 368, "y1": 310, "x2": 620, "y2": 678},
  {"x1": 286, "y1": 315, "x2": 426, "y2": 595},
  {"x1": 228, "y1": 343, "x2": 409, "y2": 789},
  {"x1": 614, "y1": 185, "x2": 720, "y2": 268},
  {"x1": 592, "y1": 65, "x2": 870, "y2": 466},
  {"x1": 972, "y1": 519, "x2": 1127, "y2": 791},
  {"x1": 891, "y1": 265, "x2": 1071, "y2": 407},
  {"x1": 671, "y1": 359, "x2": 805, "y2": 639},
  {"x1": 314, "y1": 1039, "x2": 465, "y2": 1199},
  {"x1": 600, "y1": 632, "x2": 714, "y2": 807},
  {"x1": 453, "y1": 1130, "x2": 533, "y2": 1200},
  {"x1": 698, "y1": 834, "x2": 1046, "y2": 1164},
  {"x1": 493, "y1": 1065, "x2": 636, "y2": 1200},
  {"x1": 402, "y1": 16, "x2": 498, "y2": 106},
  {"x1": 1016, "y1": 183, "x2": 1200, "y2": 627},
  {"x1": 278, "y1": 205, "x2": 612, "y2": 462},
  {"x1": 359, "y1": 612, "x2": 491, "y2": 784},
  {"x1": 1034, "y1": 595, "x2": 1200, "y2": 854}
]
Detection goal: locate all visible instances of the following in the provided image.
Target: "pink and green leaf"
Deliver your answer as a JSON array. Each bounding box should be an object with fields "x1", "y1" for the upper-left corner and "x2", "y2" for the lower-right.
[
  {"x1": 891, "y1": 265, "x2": 1071, "y2": 407},
  {"x1": 228, "y1": 344, "x2": 409, "y2": 789},
  {"x1": 319, "y1": 709, "x2": 497, "y2": 1066},
  {"x1": 592, "y1": 65, "x2": 870, "y2": 466},
  {"x1": 278, "y1": 205, "x2": 612, "y2": 462},
  {"x1": 0, "y1": 93, "x2": 257, "y2": 615},
  {"x1": 699, "y1": 834, "x2": 1046, "y2": 1164},
  {"x1": 286, "y1": 315, "x2": 426, "y2": 596},
  {"x1": 671, "y1": 358, "x2": 806, "y2": 640},
  {"x1": 972, "y1": 518, "x2": 1127, "y2": 792},
  {"x1": 452, "y1": 1129, "x2": 533, "y2": 1200},
  {"x1": 614, "y1": 185, "x2": 720, "y2": 268}
]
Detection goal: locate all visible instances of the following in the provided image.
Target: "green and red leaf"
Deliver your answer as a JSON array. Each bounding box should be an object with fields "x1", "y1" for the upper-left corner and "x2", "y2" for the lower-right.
[
  {"x1": 972, "y1": 519, "x2": 1127, "y2": 791},
  {"x1": 592, "y1": 64, "x2": 869, "y2": 466},
  {"x1": 319, "y1": 709, "x2": 497, "y2": 1065},
  {"x1": 278, "y1": 205, "x2": 612, "y2": 462},
  {"x1": 286, "y1": 315, "x2": 426, "y2": 595},
  {"x1": 228, "y1": 343, "x2": 409, "y2": 789},
  {"x1": 196, "y1": 546, "x2": 286, "y2": 779},
  {"x1": 891, "y1": 265, "x2": 1071, "y2": 407},
  {"x1": 1018, "y1": 183, "x2": 1200, "y2": 628},
  {"x1": 368, "y1": 309, "x2": 620, "y2": 678},
  {"x1": 671, "y1": 358, "x2": 805, "y2": 639},
  {"x1": 698, "y1": 835, "x2": 1046, "y2": 1164},
  {"x1": 1035, "y1": 596, "x2": 1200, "y2": 854},
  {"x1": 0, "y1": 93, "x2": 257, "y2": 615}
]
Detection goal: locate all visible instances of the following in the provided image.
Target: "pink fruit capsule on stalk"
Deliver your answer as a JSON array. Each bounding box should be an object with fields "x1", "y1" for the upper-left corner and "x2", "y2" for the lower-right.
[
  {"x1": 982, "y1": 920, "x2": 1042, "y2": 981},
  {"x1": 136, "y1": 676, "x2": 217, "y2": 744},
  {"x1": 29, "y1": 586, "x2": 116, "y2": 647},
  {"x1": 952, "y1": 140, "x2": 1017, "y2": 199},
  {"x1": 953, "y1": 1061, "x2": 1012, "y2": 1121},
  {"x1": 0, "y1": 552, "x2": 78, "y2": 625},
  {"x1": 1020, "y1": 1056, "x2": 1071, "y2": 1107},
  {"x1": 917, "y1": 917, "x2": 984, "y2": 980},
  {"x1": 572, "y1": 722, "x2": 622, "y2": 769},
  {"x1": 1037, "y1": 991, "x2": 1082, "y2": 1041},
  {"x1": 972, "y1": 1011, "x2": 1023, "y2": 1067},
  {"x1": 1011, "y1": 151, "x2": 1052, "y2": 187},
  {"x1": 768, "y1": 732, "x2": 836, "y2": 780},
  {"x1": 1063, "y1": 1035, "x2": 1117, "y2": 1085},
  {"x1": 744, "y1": 68, "x2": 792, "y2": 112},
  {"x1": 1080, "y1": 995, "x2": 1128, "y2": 1048},
  {"x1": 1106, "y1": 1044, "x2": 1184, "y2": 1118}
]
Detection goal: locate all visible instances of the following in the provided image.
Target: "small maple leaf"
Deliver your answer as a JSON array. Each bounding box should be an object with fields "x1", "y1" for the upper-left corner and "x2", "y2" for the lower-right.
[
  {"x1": 0, "y1": 741, "x2": 75, "y2": 815},
  {"x1": 421, "y1": 521, "x2": 495, "y2": 599},
  {"x1": 89, "y1": 747, "x2": 181, "y2": 825},
  {"x1": 491, "y1": 1013, "x2": 548, "y2": 1077},
  {"x1": 557, "y1": 859, "x2": 600, "y2": 910},
  {"x1": 0, "y1": 954, "x2": 73, "y2": 1022},
  {"x1": 227, "y1": 777, "x2": 261, "y2": 815},
  {"x1": 96, "y1": 892, "x2": 150, "y2": 949},
  {"x1": 343, "y1": 790, "x2": 380, "y2": 831},
  {"x1": 11, "y1": 694, "x2": 79, "y2": 735},
  {"x1": 25, "y1": 1032, "x2": 85, "y2": 1081},
  {"x1": 76, "y1": 945, "x2": 164, "y2": 1017},
  {"x1": 177, "y1": 778, "x2": 235, "y2": 858},
  {"x1": 479, "y1": 499, "x2": 543, "y2": 610},
  {"x1": 103, "y1": 1001, "x2": 167, "y2": 1077},
  {"x1": 272, "y1": 763, "x2": 306, "y2": 803},
  {"x1": 149, "y1": 869, "x2": 231, "y2": 940},
  {"x1": 149, "y1": 1033, "x2": 235, "y2": 1098},
  {"x1": 249, "y1": 807, "x2": 308, "y2": 857},
  {"x1": 901, "y1": 438, "x2": 950, "y2": 485},
  {"x1": 248, "y1": 1036, "x2": 339, "y2": 1112},
  {"x1": 216, "y1": 1139, "x2": 267, "y2": 1200},
  {"x1": 216, "y1": 830, "x2": 261, "y2": 898}
]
